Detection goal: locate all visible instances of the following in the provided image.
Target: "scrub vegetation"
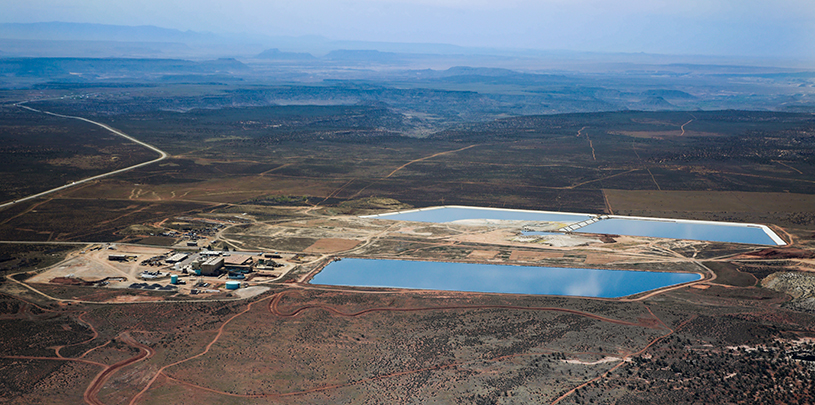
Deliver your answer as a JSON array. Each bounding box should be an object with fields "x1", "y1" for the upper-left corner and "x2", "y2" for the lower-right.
[{"x1": 1, "y1": 76, "x2": 815, "y2": 404}]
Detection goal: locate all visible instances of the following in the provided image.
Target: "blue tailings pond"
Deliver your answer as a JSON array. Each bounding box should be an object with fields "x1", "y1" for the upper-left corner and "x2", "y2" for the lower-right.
[
  {"x1": 576, "y1": 218, "x2": 779, "y2": 246},
  {"x1": 363, "y1": 206, "x2": 784, "y2": 246},
  {"x1": 312, "y1": 258, "x2": 702, "y2": 298}
]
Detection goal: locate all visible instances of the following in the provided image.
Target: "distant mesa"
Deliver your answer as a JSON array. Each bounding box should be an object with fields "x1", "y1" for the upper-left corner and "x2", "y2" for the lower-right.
[
  {"x1": 256, "y1": 48, "x2": 316, "y2": 60},
  {"x1": 637, "y1": 96, "x2": 676, "y2": 109},
  {"x1": 208, "y1": 57, "x2": 251, "y2": 72}
]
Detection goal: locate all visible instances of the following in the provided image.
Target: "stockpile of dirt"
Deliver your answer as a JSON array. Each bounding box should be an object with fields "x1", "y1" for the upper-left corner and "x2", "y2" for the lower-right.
[
  {"x1": 762, "y1": 272, "x2": 815, "y2": 313},
  {"x1": 49, "y1": 277, "x2": 93, "y2": 286}
]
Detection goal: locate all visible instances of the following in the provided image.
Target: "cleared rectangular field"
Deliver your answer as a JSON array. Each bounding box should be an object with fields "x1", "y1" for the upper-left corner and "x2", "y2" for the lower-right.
[{"x1": 604, "y1": 190, "x2": 815, "y2": 213}]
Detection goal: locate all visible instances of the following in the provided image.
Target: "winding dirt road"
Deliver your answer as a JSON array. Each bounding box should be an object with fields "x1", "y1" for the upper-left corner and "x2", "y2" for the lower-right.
[
  {"x1": 0, "y1": 293, "x2": 154, "y2": 405},
  {"x1": 84, "y1": 333, "x2": 154, "y2": 405},
  {"x1": 549, "y1": 305, "x2": 680, "y2": 404},
  {"x1": 128, "y1": 296, "x2": 271, "y2": 405},
  {"x1": 679, "y1": 118, "x2": 694, "y2": 136}
]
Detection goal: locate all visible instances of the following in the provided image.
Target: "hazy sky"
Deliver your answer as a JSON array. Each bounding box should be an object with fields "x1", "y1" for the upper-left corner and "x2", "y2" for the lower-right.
[{"x1": 4, "y1": 0, "x2": 815, "y2": 58}]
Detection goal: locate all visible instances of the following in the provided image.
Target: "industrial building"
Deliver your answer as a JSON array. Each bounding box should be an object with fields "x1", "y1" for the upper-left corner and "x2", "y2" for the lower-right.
[
  {"x1": 140, "y1": 270, "x2": 164, "y2": 280},
  {"x1": 223, "y1": 255, "x2": 254, "y2": 272},
  {"x1": 165, "y1": 253, "x2": 189, "y2": 263},
  {"x1": 201, "y1": 257, "x2": 224, "y2": 276}
]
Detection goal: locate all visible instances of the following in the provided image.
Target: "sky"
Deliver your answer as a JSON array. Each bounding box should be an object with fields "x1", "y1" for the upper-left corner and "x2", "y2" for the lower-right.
[{"x1": 4, "y1": 0, "x2": 815, "y2": 58}]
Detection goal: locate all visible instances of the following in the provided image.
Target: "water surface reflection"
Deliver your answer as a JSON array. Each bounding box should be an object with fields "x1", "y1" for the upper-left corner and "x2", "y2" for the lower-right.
[
  {"x1": 578, "y1": 218, "x2": 778, "y2": 245},
  {"x1": 312, "y1": 258, "x2": 701, "y2": 298}
]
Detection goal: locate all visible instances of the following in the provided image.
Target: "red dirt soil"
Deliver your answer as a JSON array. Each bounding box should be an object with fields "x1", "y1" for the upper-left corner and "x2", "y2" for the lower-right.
[{"x1": 744, "y1": 248, "x2": 815, "y2": 259}]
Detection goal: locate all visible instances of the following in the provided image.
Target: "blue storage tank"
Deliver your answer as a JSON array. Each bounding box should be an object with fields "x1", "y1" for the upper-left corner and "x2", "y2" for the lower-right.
[{"x1": 225, "y1": 281, "x2": 240, "y2": 290}]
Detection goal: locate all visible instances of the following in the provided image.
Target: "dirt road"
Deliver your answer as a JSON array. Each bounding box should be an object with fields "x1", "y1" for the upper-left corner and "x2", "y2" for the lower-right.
[
  {"x1": 84, "y1": 333, "x2": 154, "y2": 405},
  {"x1": 0, "y1": 105, "x2": 169, "y2": 209}
]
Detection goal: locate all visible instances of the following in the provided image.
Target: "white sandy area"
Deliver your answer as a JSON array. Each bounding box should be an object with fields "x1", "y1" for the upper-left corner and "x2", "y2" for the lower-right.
[
  {"x1": 562, "y1": 356, "x2": 622, "y2": 365},
  {"x1": 29, "y1": 255, "x2": 126, "y2": 283},
  {"x1": 28, "y1": 247, "x2": 171, "y2": 284},
  {"x1": 511, "y1": 234, "x2": 603, "y2": 247},
  {"x1": 234, "y1": 286, "x2": 270, "y2": 299}
]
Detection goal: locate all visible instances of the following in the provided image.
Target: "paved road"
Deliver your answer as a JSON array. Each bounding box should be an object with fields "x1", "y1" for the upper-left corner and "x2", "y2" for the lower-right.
[
  {"x1": 0, "y1": 240, "x2": 91, "y2": 245},
  {"x1": 0, "y1": 104, "x2": 169, "y2": 210}
]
